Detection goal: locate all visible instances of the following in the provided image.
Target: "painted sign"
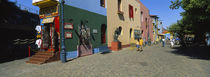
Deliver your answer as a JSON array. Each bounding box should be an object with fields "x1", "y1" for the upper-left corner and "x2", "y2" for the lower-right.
[
  {"x1": 40, "y1": 6, "x2": 57, "y2": 15},
  {"x1": 93, "y1": 29, "x2": 97, "y2": 33},
  {"x1": 65, "y1": 32, "x2": 72, "y2": 39},
  {"x1": 35, "y1": 25, "x2": 41, "y2": 32},
  {"x1": 41, "y1": 17, "x2": 55, "y2": 24},
  {"x1": 64, "y1": 23, "x2": 74, "y2": 29}
]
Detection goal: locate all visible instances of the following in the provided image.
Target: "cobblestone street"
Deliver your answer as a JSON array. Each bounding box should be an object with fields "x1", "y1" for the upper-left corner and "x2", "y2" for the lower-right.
[{"x1": 1, "y1": 44, "x2": 210, "y2": 77}]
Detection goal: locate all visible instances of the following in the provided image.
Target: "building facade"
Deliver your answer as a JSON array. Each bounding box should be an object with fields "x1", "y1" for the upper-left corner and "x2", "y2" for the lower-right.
[
  {"x1": 29, "y1": 0, "x2": 108, "y2": 64},
  {"x1": 138, "y1": 0, "x2": 153, "y2": 45},
  {"x1": 150, "y1": 15, "x2": 159, "y2": 43},
  {"x1": 28, "y1": 0, "x2": 160, "y2": 64},
  {"x1": 62, "y1": 0, "x2": 108, "y2": 58},
  {"x1": 107, "y1": 0, "x2": 141, "y2": 47}
]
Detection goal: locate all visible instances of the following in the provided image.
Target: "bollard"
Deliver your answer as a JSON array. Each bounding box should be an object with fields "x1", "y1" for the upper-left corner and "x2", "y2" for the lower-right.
[{"x1": 28, "y1": 46, "x2": 31, "y2": 57}]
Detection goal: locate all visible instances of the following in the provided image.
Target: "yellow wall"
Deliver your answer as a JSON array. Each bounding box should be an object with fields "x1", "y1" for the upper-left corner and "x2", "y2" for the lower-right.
[{"x1": 107, "y1": 0, "x2": 141, "y2": 46}]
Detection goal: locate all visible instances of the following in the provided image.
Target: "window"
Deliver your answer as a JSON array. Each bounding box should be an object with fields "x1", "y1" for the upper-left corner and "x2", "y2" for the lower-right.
[
  {"x1": 130, "y1": 28, "x2": 132, "y2": 38},
  {"x1": 119, "y1": 26, "x2": 122, "y2": 35},
  {"x1": 134, "y1": 30, "x2": 141, "y2": 40},
  {"x1": 135, "y1": 8, "x2": 137, "y2": 14},
  {"x1": 129, "y1": 5, "x2": 134, "y2": 18},
  {"x1": 118, "y1": 0, "x2": 122, "y2": 11},
  {"x1": 141, "y1": 11, "x2": 143, "y2": 22},
  {"x1": 146, "y1": 18, "x2": 148, "y2": 28},
  {"x1": 100, "y1": 0, "x2": 105, "y2": 8}
]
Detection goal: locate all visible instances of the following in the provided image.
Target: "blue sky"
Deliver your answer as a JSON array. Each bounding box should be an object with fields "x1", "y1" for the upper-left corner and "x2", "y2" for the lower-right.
[
  {"x1": 9, "y1": 0, "x2": 39, "y2": 14},
  {"x1": 140, "y1": 0, "x2": 184, "y2": 28},
  {"x1": 9, "y1": 0, "x2": 183, "y2": 27}
]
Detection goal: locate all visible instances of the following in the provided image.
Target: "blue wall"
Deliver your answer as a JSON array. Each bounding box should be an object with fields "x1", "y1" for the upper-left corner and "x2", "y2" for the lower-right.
[
  {"x1": 66, "y1": 50, "x2": 78, "y2": 59},
  {"x1": 64, "y1": 0, "x2": 107, "y2": 16},
  {"x1": 165, "y1": 33, "x2": 170, "y2": 39}
]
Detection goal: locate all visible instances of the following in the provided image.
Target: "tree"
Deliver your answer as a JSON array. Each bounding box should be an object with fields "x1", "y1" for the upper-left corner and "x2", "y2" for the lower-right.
[
  {"x1": 170, "y1": 0, "x2": 210, "y2": 46},
  {"x1": 168, "y1": 23, "x2": 180, "y2": 33}
]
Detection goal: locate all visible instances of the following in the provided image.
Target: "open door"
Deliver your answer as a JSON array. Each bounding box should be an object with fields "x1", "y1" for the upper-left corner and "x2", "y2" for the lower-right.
[{"x1": 41, "y1": 17, "x2": 59, "y2": 52}]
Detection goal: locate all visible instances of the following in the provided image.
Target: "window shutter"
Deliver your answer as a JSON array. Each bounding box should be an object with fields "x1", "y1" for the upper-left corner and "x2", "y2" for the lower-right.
[
  {"x1": 131, "y1": 6, "x2": 133, "y2": 18},
  {"x1": 129, "y1": 5, "x2": 134, "y2": 18},
  {"x1": 129, "y1": 5, "x2": 131, "y2": 18}
]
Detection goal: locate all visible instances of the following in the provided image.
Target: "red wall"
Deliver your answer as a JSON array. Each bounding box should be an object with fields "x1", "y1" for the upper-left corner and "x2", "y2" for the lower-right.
[
  {"x1": 54, "y1": 16, "x2": 60, "y2": 33},
  {"x1": 138, "y1": 0, "x2": 153, "y2": 42}
]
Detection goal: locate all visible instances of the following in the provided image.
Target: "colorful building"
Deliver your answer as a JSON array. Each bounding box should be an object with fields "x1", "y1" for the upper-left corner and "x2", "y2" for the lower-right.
[
  {"x1": 150, "y1": 15, "x2": 159, "y2": 43},
  {"x1": 107, "y1": 0, "x2": 141, "y2": 47},
  {"x1": 27, "y1": 0, "x2": 108, "y2": 64},
  {"x1": 27, "y1": 0, "x2": 161, "y2": 64},
  {"x1": 62, "y1": 0, "x2": 107, "y2": 58},
  {"x1": 138, "y1": 0, "x2": 153, "y2": 44}
]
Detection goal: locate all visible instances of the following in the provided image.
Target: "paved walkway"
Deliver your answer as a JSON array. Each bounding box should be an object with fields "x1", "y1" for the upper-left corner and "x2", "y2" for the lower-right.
[{"x1": 0, "y1": 45, "x2": 210, "y2": 77}]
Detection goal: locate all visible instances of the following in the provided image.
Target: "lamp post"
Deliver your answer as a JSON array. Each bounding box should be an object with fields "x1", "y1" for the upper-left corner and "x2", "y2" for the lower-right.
[{"x1": 60, "y1": 0, "x2": 66, "y2": 63}]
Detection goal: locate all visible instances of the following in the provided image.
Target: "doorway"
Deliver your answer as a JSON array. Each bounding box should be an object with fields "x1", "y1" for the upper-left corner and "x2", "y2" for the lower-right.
[
  {"x1": 101, "y1": 24, "x2": 106, "y2": 44},
  {"x1": 130, "y1": 28, "x2": 132, "y2": 38},
  {"x1": 41, "y1": 23, "x2": 59, "y2": 52}
]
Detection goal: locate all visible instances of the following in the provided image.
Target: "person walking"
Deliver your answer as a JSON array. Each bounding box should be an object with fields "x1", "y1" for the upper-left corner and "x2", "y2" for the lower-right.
[
  {"x1": 170, "y1": 38, "x2": 175, "y2": 48},
  {"x1": 162, "y1": 38, "x2": 165, "y2": 47},
  {"x1": 139, "y1": 38, "x2": 143, "y2": 51},
  {"x1": 136, "y1": 39, "x2": 140, "y2": 51}
]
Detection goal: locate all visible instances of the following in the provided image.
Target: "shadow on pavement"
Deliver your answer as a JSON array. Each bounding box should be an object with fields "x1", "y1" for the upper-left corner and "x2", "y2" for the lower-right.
[
  {"x1": 66, "y1": 58, "x2": 77, "y2": 62},
  {"x1": 100, "y1": 51, "x2": 112, "y2": 55},
  {"x1": 170, "y1": 46, "x2": 210, "y2": 60}
]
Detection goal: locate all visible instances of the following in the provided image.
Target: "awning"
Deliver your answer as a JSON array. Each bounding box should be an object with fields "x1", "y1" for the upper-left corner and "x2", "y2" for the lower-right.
[
  {"x1": 158, "y1": 34, "x2": 165, "y2": 36},
  {"x1": 42, "y1": 17, "x2": 55, "y2": 24}
]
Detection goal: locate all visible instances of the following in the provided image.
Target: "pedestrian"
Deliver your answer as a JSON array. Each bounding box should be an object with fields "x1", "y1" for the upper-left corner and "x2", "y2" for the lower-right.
[
  {"x1": 207, "y1": 33, "x2": 210, "y2": 46},
  {"x1": 208, "y1": 37, "x2": 210, "y2": 46},
  {"x1": 139, "y1": 37, "x2": 143, "y2": 51},
  {"x1": 170, "y1": 38, "x2": 175, "y2": 48},
  {"x1": 136, "y1": 39, "x2": 140, "y2": 51},
  {"x1": 162, "y1": 38, "x2": 165, "y2": 47}
]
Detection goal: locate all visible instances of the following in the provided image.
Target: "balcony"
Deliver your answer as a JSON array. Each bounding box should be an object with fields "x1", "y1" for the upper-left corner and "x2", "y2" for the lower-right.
[{"x1": 32, "y1": 0, "x2": 59, "y2": 8}]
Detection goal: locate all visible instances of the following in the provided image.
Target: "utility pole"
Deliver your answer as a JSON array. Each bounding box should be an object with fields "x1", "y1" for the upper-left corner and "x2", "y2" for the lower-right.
[{"x1": 60, "y1": 0, "x2": 66, "y2": 63}]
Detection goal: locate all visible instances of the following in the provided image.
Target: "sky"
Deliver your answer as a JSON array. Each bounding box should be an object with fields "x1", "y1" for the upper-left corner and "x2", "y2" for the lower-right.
[
  {"x1": 9, "y1": 0, "x2": 183, "y2": 28},
  {"x1": 9, "y1": 0, "x2": 39, "y2": 14},
  {"x1": 140, "y1": 0, "x2": 184, "y2": 28}
]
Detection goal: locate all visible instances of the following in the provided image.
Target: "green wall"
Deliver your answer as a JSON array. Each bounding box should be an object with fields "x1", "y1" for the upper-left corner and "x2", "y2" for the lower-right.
[{"x1": 60, "y1": 5, "x2": 107, "y2": 52}]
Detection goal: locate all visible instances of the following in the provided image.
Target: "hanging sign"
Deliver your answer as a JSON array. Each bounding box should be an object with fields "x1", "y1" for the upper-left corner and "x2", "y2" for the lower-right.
[{"x1": 35, "y1": 25, "x2": 41, "y2": 32}]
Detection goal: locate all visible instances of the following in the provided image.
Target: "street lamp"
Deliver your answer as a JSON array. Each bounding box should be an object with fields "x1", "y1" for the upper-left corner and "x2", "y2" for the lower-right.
[{"x1": 60, "y1": 0, "x2": 66, "y2": 63}]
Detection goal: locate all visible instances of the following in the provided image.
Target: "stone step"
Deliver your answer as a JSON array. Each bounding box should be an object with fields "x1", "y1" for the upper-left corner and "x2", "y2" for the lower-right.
[
  {"x1": 35, "y1": 52, "x2": 54, "y2": 56},
  {"x1": 29, "y1": 57, "x2": 48, "y2": 62},
  {"x1": 26, "y1": 51, "x2": 60, "y2": 65},
  {"x1": 26, "y1": 60, "x2": 44, "y2": 65},
  {"x1": 32, "y1": 55, "x2": 52, "y2": 59}
]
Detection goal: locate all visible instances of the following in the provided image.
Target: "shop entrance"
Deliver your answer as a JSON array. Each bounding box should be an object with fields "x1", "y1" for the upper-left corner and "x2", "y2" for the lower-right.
[{"x1": 41, "y1": 23, "x2": 59, "y2": 52}]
